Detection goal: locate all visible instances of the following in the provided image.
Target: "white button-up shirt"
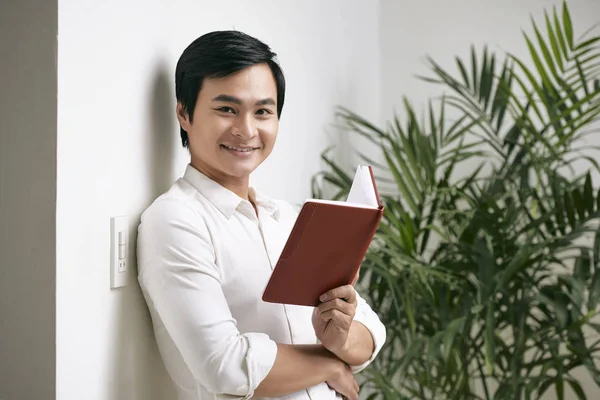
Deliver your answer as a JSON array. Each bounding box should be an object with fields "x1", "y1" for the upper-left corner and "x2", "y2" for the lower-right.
[{"x1": 137, "y1": 165, "x2": 386, "y2": 400}]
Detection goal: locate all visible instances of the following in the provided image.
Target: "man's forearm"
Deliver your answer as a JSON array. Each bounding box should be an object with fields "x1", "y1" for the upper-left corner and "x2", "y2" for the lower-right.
[
  {"x1": 333, "y1": 321, "x2": 375, "y2": 366},
  {"x1": 254, "y1": 344, "x2": 343, "y2": 397}
]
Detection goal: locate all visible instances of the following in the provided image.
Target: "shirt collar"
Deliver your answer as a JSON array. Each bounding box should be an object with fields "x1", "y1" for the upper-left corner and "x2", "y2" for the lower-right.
[
  {"x1": 249, "y1": 187, "x2": 281, "y2": 220},
  {"x1": 183, "y1": 164, "x2": 280, "y2": 220}
]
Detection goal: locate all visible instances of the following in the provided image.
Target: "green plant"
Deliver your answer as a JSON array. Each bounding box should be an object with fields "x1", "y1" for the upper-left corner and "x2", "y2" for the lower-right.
[{"x1": 312, "y1": 3, "x2": 600, "y2": 399}]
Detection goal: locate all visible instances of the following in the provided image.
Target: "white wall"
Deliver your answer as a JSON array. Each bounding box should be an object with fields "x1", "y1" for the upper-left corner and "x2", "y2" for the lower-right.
[
  {"x1": 379, "y1": 1, "x2": 600, "y2": 399},
  {"x1": 0, "y1": 0, "x2": 57, "y2": 399},
  {"x1": 55, "y1": 0, "x2": 381, "y2": 398}
]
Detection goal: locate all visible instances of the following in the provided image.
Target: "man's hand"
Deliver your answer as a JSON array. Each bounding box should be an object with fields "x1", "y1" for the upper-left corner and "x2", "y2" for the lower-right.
[
  {"x1": 326, "y1": 363, "x2": 359, "y2": 400},
  {"x1": 312, "y1": 284, "x2": 358, "y2": 354}
]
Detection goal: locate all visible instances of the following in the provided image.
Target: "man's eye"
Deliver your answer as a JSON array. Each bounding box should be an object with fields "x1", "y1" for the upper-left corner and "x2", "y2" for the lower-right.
[
  {"x1": 256, "y1": 109, "x2": 273, "y2": 116},
  {"x1": 217, "y1": 107, "x2": 235, "y2": 114}
]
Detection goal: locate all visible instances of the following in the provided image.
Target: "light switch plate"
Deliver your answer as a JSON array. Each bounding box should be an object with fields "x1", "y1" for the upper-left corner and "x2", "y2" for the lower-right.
[{"x1": 110, "y1": 215, "x2": 129, "y2": 289}]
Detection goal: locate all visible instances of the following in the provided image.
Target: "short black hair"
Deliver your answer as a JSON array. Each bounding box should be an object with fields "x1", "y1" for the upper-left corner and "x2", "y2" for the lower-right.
[{"x1": 175, "y1": 30, "x2": 286, "y2": 147}]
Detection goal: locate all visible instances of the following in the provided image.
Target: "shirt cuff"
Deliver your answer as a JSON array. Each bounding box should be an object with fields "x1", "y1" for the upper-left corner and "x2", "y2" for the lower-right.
[
  {"x1": 215, "y1": 332, "x2": 278, "y2": 400},
  {"x1": 350, "y1": 302, "x2": 387, "y2": 374}
]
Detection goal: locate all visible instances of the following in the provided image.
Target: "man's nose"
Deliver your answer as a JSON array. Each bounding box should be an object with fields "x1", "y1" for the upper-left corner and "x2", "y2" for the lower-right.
[{"x1": 232, "y1": 113, "x2": 257, "y2": 139}]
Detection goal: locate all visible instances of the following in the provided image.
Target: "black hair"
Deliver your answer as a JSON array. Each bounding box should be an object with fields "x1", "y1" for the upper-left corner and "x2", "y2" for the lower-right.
[{"x1": 175, "y1": 30, "x2": 286, "y2": 147}]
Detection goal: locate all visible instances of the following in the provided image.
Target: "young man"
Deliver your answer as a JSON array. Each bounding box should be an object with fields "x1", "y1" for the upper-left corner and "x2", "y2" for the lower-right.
[{"x1": 137, "y1": 31, "x2": 386, "y2": 400}]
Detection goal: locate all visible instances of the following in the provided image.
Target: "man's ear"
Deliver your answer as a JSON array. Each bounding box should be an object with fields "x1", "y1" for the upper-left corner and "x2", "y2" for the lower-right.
[{"x1": 176, "y1": 102, "x2": 192, "y2": 132}]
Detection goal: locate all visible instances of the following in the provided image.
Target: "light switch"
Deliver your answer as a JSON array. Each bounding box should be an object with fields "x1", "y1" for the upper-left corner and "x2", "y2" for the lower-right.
[
  {"x1": 111, "y1": 215, "x2": 129, "y2": 289},
  {"x1": 118, "y1": 244, "x2": 127, "y2": 260}
]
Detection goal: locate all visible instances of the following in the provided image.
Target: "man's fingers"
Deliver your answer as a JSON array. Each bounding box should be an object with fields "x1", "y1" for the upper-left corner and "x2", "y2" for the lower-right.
[
  {"x1": 320, "y1": 285, "x2": 357, "y2": 304},
  {"x1": 317, "y1": 298, "x2": 355, "y2": 317},
  {"x1": 320, "y1": 309, "x2": 353, "y2": 323},
  {"x1": 341, "y1": 389, "x2": 358, "y2": 400}
]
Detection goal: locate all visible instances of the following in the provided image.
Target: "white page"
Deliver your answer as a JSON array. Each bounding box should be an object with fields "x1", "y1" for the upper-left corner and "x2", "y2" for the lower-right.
[
  {"x1": 307, "y1": 198, "x2": 378, "y2": 209},
  {"x1": 346, "y1": 165, "x2": 379, "y2": 207},
  {"x1": 304, "y1": 165, "x2": 379, "y2": 209}
]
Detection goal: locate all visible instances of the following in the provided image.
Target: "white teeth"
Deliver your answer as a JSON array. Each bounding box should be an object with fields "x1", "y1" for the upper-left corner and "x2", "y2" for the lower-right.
[{"x1": 223, "y1": 145, "x2": 255, "y2": 152}]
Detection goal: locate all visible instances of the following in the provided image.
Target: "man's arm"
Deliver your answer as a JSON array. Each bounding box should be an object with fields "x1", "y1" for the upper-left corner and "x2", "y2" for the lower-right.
[
  {"x1": 254, "y1": 344, "x2": 357, "y2": 399},
  {"x1": 137, "y1": 200, "x2": 357, "y2": 399},
  {"x1": 313, "y1": 285, "x2": 386, "y2": 372},
  {"x1": 331, "y1": 321, "x2": 374, "y2": 367},
  {"x1": 346, "y1": 290, "x2": 387, "y2": 373}
]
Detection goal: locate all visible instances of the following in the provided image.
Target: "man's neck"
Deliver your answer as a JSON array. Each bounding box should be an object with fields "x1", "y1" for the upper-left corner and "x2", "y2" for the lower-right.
[{"x1": 190, "y1": 159, "x2": 250, "y2": 200}]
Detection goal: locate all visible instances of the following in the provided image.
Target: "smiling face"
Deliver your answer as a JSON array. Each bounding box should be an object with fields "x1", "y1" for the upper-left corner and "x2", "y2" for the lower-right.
[{"x1": 176, "y1": 63, "x2": 279, "y2": 195}]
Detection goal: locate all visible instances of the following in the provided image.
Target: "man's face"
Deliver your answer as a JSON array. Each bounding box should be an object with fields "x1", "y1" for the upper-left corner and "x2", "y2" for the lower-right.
[{"x1": 177, "y1": 63, "x2": 279, "y2": 183}]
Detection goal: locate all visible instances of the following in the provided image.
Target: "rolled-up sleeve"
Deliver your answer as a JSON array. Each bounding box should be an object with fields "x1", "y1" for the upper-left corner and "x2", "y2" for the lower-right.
[
  {"x1": 350, "y1": 290, "x2": 387, "y2": 374},
  {"x1": 137, "y1": 199, "x2": 277, "y2": 399}
]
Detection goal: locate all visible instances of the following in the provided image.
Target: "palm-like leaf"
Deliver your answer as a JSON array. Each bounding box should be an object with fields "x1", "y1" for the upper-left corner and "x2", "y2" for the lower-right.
[{"x1": 313, "y1": 2, "x2": 600, "y2": 399}]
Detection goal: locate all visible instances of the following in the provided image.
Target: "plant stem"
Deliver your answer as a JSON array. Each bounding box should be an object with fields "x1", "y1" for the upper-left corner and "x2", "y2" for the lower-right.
[{"x1": 476, "y1": 353, "x2": 492, "y2": 400}]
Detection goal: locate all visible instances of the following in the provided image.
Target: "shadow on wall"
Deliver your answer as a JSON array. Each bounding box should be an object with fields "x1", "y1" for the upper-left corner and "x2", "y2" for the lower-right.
[
  {"x1": 148, "y1": 60, "x2": 179, "y2": 199},
  {"x1": 107, "y1": 61, "x2": 178, "y2": 400}
]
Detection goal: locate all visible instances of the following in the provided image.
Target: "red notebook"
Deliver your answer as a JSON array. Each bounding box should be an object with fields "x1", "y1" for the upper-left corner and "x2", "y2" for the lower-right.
[{"x1": 262, "y1": 165, "x2": 384, "y2": 307}]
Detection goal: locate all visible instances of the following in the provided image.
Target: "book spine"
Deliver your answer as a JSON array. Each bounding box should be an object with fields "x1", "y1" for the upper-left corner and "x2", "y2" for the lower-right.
[
  {"x1": 353, "y1": 208, "x2": 384, "y2": 284},
  {"x1": 368, "y1": 166, "x2": 383, "y2": 208}
]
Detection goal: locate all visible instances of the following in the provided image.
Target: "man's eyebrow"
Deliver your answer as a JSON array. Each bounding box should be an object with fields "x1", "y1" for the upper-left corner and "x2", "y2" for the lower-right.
[
  {"x1": 211, "y1": 94, "x2": 243, "y2": 104},
  {"x1": 255, "y1": 98, "x2": 276, "y2": 106},
  {"x1": 211, "y1": 94, "x2": 276, "y2": 107}
]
